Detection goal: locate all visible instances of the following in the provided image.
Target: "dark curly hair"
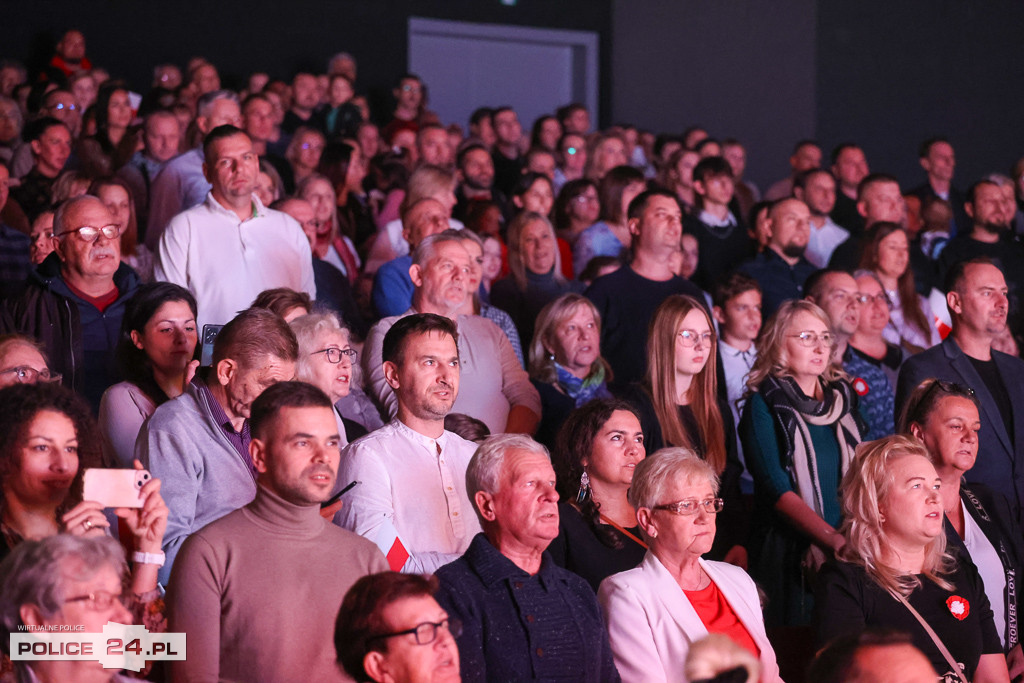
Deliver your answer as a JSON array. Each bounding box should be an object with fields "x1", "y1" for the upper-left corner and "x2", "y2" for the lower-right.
[
  {"x1": 553, "y1": 398, "x2": 642, "y2": 549},
  {"x1": 0, "y1": 383, "x2": 101, "y2": 514}
]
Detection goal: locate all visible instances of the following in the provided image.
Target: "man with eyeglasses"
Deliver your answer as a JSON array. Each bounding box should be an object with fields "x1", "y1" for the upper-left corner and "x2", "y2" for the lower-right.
[
  {"x1": 897, "y1": 257, "x2": 1024, "y2": 528},
  {"x1": 2, "y1": 195, "x2": 139, "y2": 409},
  {"x1": 168, "y1": 381, "x2": 387, "y2": 683},
  {"x1": 373, "y1": 197, "x2": 452, "y2": 318},
  {"x1": 155, "y1": 124, "x2": 315, "y2": 329},
  {"x1": 335, "y1": 572, "x2": 461, "y2": 683},
  {"x1": 40, "y1": 87, "x2": 81, "y2": 138},
  {"x1": 737, "y1": 197, "x2": 817, "y2": 317}
]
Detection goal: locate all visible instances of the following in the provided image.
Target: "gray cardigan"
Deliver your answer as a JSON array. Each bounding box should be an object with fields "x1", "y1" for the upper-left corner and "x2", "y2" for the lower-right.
[{"x1": 136, "y1": 381, "x2": 257, "y2": 583}]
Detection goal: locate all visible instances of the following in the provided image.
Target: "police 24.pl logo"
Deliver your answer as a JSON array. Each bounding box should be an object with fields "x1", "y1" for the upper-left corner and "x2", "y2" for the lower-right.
[{"x1": 11, "y1": 622, "x2": 186, "y2": 671}]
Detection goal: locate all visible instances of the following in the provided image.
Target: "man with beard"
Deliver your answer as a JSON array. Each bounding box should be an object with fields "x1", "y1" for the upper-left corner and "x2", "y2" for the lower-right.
[
  {"x1": 897, "y1": 258, "x2": 1024, "y2": 527},
  {"x1": 938, "y1": 180, "x2": 1024, "y2": 294},
  {"x1": 453, "y1": 142, "x2": 509, "y2": 223},
  {"x1": 155, "y1": 125, "x2": 315, "y2": 328},
  {"x1": 10, "y1": 118, "x2": 71, "y2": 222},
  {"x1": 336, "y1": 313, "x2": 484, "y2": 573},
  {"x1": 794, "y1": 168, "x2": 848, "y2": 268},
  {"x1": 169, "y1": 381, "x2": 387, "y2": 683},
  {"x1": 362, "y1": 231, "x2": 539, "y2": 435},
  {"x1": 738, "y1": 197, "x2": 816, "y2": 316},
  {"x1": 1, "y1": 195, "x2": 139, "y2": 409}
]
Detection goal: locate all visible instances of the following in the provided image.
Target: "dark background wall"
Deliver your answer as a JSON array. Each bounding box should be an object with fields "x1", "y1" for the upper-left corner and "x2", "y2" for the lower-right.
[
  {"x1": 0, "y1": 0, "x2": 613, "y2": 127},
  {"x1": 4, "y1": 1, "x2": 1023, "y2": 189}
]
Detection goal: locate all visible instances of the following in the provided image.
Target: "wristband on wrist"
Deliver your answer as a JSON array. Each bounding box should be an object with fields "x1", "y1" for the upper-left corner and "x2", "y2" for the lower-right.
[{"x1": 132, "y1": 551, "x2": 165, "y2": 567}]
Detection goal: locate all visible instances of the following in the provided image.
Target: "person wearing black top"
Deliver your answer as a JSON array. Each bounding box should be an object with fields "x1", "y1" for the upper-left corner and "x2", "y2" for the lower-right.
[
  {"x1": 901, "y1": 378, "x2": 1024, "y2": 677},
  {"x1": 547, "y1": 399, "x2": 647, "y2": 592},
  {"x1": 815, "y1": 436, "x2": 1007, "y2": 682}
]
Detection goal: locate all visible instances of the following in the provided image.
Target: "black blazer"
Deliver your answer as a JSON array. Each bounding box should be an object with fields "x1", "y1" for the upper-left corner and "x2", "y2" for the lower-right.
[{"x1": 896, "y1": 337, "x2": 1024, "y2": 527}]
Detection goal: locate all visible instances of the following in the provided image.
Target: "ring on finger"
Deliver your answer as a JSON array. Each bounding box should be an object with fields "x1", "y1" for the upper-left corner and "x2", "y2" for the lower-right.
[{"x1": 83, "y1": 519, "x2": 93, "y2": 530}]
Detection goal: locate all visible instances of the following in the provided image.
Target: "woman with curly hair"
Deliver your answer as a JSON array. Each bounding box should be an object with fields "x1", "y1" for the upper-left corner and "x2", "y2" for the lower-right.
[{"x1": 546, "y1": 398, "x2": 646, "y2": 591}]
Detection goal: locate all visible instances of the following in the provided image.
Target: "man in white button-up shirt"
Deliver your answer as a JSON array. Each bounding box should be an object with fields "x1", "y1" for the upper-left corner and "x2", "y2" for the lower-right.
[
  {"x1": 155, "y1": 125, "x2": 316, "y2": 328},
  {"x1": 335, "y1": 313, "x2": 482, "y2": 573}
]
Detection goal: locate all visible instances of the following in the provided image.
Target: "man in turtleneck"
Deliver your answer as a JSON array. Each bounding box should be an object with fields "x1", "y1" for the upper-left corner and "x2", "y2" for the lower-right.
[{"x1": 168, "y1": 381, "x2": 388, "y2": 683}]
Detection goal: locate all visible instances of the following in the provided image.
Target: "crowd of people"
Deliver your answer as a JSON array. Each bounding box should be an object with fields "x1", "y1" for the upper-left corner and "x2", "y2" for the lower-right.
[{"x1": 1, "y1": 28, "x2": 1024, "y2": 682}]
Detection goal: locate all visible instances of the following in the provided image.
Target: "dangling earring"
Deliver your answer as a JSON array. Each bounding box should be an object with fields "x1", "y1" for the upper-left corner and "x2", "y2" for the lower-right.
[{"x1": 576, "y1": 470, "x2": 591, "y2": 504}]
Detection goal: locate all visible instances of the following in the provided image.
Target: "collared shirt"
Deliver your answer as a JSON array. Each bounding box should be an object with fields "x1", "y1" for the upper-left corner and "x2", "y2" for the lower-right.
[
  {"x1": 719, "y1": 339, "x2": 757, "y2": 491},
  {"x1": 155, "y1": 192, "x2": 316, "y2": 328},
  {"x1": 698, "y1": 208, "x2": 737, "y2": 228},
  {"x1": 805, "y1": 216, "x2": 850, "y2": 268},
  {"x1": 737, "y1": 249, "x2": 817, "y2": 317},
  {"x1": 334, "y1": 419, "x2": 481, "y2": 573},
  {"x1": 196, "y1": 378, "x2": 252, "y2": 472}
]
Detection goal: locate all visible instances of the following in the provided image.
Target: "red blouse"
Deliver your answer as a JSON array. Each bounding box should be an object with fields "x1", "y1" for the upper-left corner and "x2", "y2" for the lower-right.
[{"x1": 684, "y1": 579, "x2": 761, "y2": 658}]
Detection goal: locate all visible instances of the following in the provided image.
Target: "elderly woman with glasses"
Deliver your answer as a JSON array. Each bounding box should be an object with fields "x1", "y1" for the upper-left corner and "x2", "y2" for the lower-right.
[
  {"x1": 739, "y1": 299, "x2": 866, "y2": 627},
  {"x1": 0, "y1": 535, "x2": 140, "y2": 683},
  {"x1": 290, "y1": 311, "x2": 368, "y2": 445},
  {"x1": 599, "y1": 448, "x2": 781, "y2": 683},
  {"x1": 900, "y1": 378, "x2": 1024, "y2": 679}
]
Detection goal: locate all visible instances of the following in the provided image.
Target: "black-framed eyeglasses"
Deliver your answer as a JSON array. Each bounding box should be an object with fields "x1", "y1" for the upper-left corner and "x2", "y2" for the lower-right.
[
  {"x1": 677, "y1": 330, "x2": 714, "y2": 348},
  {"x1": 55, "y1": 224, "x2": 124, "y2": 242},
  {"x1": 789, "y1": 331, "x2": 836, "y2": 348},
  {"x1": 368, "y1": 618, "x2": 462, "y2": 646},
  {"x1": 313, "y1": 347, "x2": 358, "y2": 364},
  {"x1": 0, "y1": 366, "x2": 61, "y2": 384},
  {"x1": 63, "y1": 590, "x2": 129, "y2": 611},
  {"x1": 654, "y1": 498, "x2": 725, "y2": 515}
]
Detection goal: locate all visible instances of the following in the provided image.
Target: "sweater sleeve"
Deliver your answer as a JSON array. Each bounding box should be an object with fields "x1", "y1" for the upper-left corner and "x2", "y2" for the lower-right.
[
  {"x1": 98, "y1": 384, "x2": 150, "y2": 468},
  {"x1": 166, "y1": 534, "x2": 223, "y2": 683},
  {"x1": 136, "y1": 421, "x2": 199, "y2": 584},
  {"x1": 739, "y1": 392, "x2": 794, "y2": 503},
  {"x1": 598, "y1": 577, "x2": 670, "y2": 683},
  {"x1": 434, "y1": 567, "x2": 489, "y2": 683}
]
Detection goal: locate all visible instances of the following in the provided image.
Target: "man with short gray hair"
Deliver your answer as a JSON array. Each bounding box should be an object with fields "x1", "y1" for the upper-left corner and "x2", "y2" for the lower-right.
[
  {"x1": 435, "y1": 433, "x2": 619, "y2": 682},
  {"x1": 146, "y1": 89, "x2": 242, "y2": 248},
  {"x1": 363, "y1": 230, "x2": 539, "y2": 434}
]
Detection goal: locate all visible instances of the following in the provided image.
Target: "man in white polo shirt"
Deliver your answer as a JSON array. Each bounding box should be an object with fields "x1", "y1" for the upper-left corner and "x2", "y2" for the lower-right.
[{"x1": 155, "y1": 124, "x2": 315, "y2": 327}]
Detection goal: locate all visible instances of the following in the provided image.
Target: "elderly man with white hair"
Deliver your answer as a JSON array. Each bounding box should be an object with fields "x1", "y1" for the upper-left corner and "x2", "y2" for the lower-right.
[{"x1": 435, "y1": 433, "x2": 620, "y2": 682}]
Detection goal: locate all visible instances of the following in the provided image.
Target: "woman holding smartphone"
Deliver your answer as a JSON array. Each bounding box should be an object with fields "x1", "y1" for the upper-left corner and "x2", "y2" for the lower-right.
[{"x1": 0, "y1": 383, "x2": 167, "y2": 626}]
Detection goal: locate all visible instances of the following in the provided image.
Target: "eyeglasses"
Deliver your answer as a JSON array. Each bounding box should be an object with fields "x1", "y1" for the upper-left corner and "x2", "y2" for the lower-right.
[
  {"x1": 654, "y1": 498, "x2": 725, "y2": 515},
  {"x1": 369, "y1": 618, "x2": 462, "y2": 646},
  {"x1": 855, "y1": 292, "x2": 892, "y2": 309},
  {"x1": 573, "y1": 194, "x2": 598, "y2": 204},
  {"x1": 789, "y1": 331, "x2": 836, "y2": 348},
  {"x1": 313, "y1": 347, "x2": 358, "y2": 364},
  {"x1": 677, "y1": 330, "x2": 714, "y2": 348},
  {"x1": 0, "y1": 366, "x2": 62, "y2": 384},
  {"x1": 63, "y1": 590, "x2": 129, "y2": 611},
  {"x1": 55, "y1": 224, "x2": 123, "y2": 242},
  {"x1": 52, "y1": 103, "x2": 78, "y2": 112},
  {"x1": 400, "y1": 84, "x2": 422, "y2": 93}
]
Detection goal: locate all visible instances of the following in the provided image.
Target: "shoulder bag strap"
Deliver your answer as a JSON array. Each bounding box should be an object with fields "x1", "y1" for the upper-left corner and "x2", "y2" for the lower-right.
[{"x1": 893, "y1": 591, "x2": 969, "y2": 683}]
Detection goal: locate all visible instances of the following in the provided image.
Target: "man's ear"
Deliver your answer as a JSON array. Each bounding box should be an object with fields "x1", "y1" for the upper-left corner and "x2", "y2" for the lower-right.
[
  {"x1": 627, "y1": 217, "x2": 641, "y2": 238},
  {"x1": 474, "y1": 490, "x2": 497, "y2": 522},
  {"x1": 793, "y1": 187, "x2": 805, "y2": 202},
  {"x1": 364, "y1": 650, "x2": 389, "y2": 683},
  {"x1": 964, "y1": 201, "x2": 976, "y2": 220},
  {"x1": 856, "y1": 199, "x2": 868, "y2": 220},
  {"x1": 202, "y1": 161, "x2": 213, "y2": 185},
  {"x1": 30, "y1": 139, "x2": 42, "y2": 157},
  {"x1": 215, "y1": 358, "x2": 237, "y2": 388},
  {"x1": 919, "y1": 157, "x2": 931, "y2": 174},
  {"x1": 382, "y1": 360, "x2": 401, "y2": 390},
  {"x1": 20, "y1": 604, "x2": 45, "y2": 628},
  {"x1": 409, "y1": 264, "x2": 424, "y2": 288},
  {"x1": 250, "y1": 437, "x2": 268, "y2": 474},
  {"x1": 947, "y1": 290, "x2": 963, "y2": 317}
]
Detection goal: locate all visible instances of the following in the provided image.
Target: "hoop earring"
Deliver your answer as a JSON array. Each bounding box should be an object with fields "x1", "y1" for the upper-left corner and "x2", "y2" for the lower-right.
[{"x1": 576, "y1": 470, "x2": 591, "y2": 504}]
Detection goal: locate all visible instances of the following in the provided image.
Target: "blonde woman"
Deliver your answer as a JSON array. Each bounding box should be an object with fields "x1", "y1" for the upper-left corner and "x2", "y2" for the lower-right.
[
  {"x1": 816, "y1": 435, "x2": 1009, "y2": 683},
  {"x1": 739, "y1": 299, "x2": 866, "y2": 626}
]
